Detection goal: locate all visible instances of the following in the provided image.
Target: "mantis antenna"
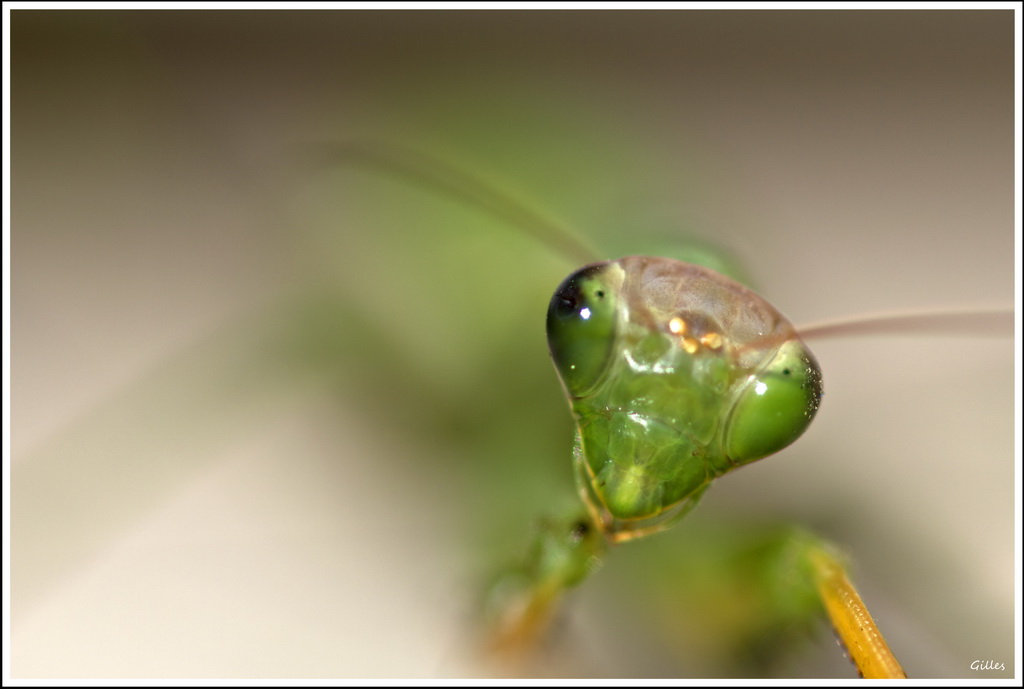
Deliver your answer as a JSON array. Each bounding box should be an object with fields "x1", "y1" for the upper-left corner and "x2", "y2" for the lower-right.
[
  {"x1": 797, "y1": 307, "x2": 1012, "y2": 340},
  {"x1": 300, "y1": 140, "x2": 1012, "y2": 343},
  {"x1": 297, "y1": 140, "x2": 602, "y2": 267}
]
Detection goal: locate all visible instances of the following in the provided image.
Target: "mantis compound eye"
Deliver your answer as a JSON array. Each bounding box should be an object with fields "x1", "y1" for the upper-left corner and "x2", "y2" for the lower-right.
[
  {"x1": 546, "y1": 263, "x2": 619, "y2": 398},
  {"x1": 724, "y1": 339, "x2": 824, "y2": 463}
]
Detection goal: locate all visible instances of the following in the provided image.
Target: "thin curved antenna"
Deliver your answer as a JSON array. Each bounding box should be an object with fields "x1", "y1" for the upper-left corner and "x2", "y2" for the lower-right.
[
  {"x1": 796, "y1": 307, "x2": 1013, "y2": 341},
  {"x1": 296, "y1": 140, "x2": 603, "y2": 266}
]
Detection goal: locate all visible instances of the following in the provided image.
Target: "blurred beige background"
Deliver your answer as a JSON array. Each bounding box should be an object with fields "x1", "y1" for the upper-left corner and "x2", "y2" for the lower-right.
[{"x1": 10, "y1": 9, "x2": 1015, "y2": 679}]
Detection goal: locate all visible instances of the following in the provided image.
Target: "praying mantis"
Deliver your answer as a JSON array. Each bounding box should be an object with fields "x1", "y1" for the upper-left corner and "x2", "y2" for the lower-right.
[
  {"x1": 11, "y1": 11, "x2": 1014, "y2": 681},
  {"x1": 293, "y1": 141, "x2": 1013, "y2": 678}
]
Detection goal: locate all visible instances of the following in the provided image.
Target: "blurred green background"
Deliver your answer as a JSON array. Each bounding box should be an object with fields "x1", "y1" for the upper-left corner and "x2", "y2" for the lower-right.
[{"x1": 10, "y1": 9, "x2": 1015, "y2": 679}]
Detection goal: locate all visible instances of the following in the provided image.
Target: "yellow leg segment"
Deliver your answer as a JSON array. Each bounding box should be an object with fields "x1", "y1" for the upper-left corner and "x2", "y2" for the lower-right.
[{"x1": 807, "y1": 546, "x2": 907, "y2": 679}]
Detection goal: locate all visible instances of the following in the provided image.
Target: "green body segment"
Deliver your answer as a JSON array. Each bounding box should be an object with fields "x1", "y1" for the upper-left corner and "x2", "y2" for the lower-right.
[{"x1": 547, "y1": 256, "x2": 823, "y2": 538}]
